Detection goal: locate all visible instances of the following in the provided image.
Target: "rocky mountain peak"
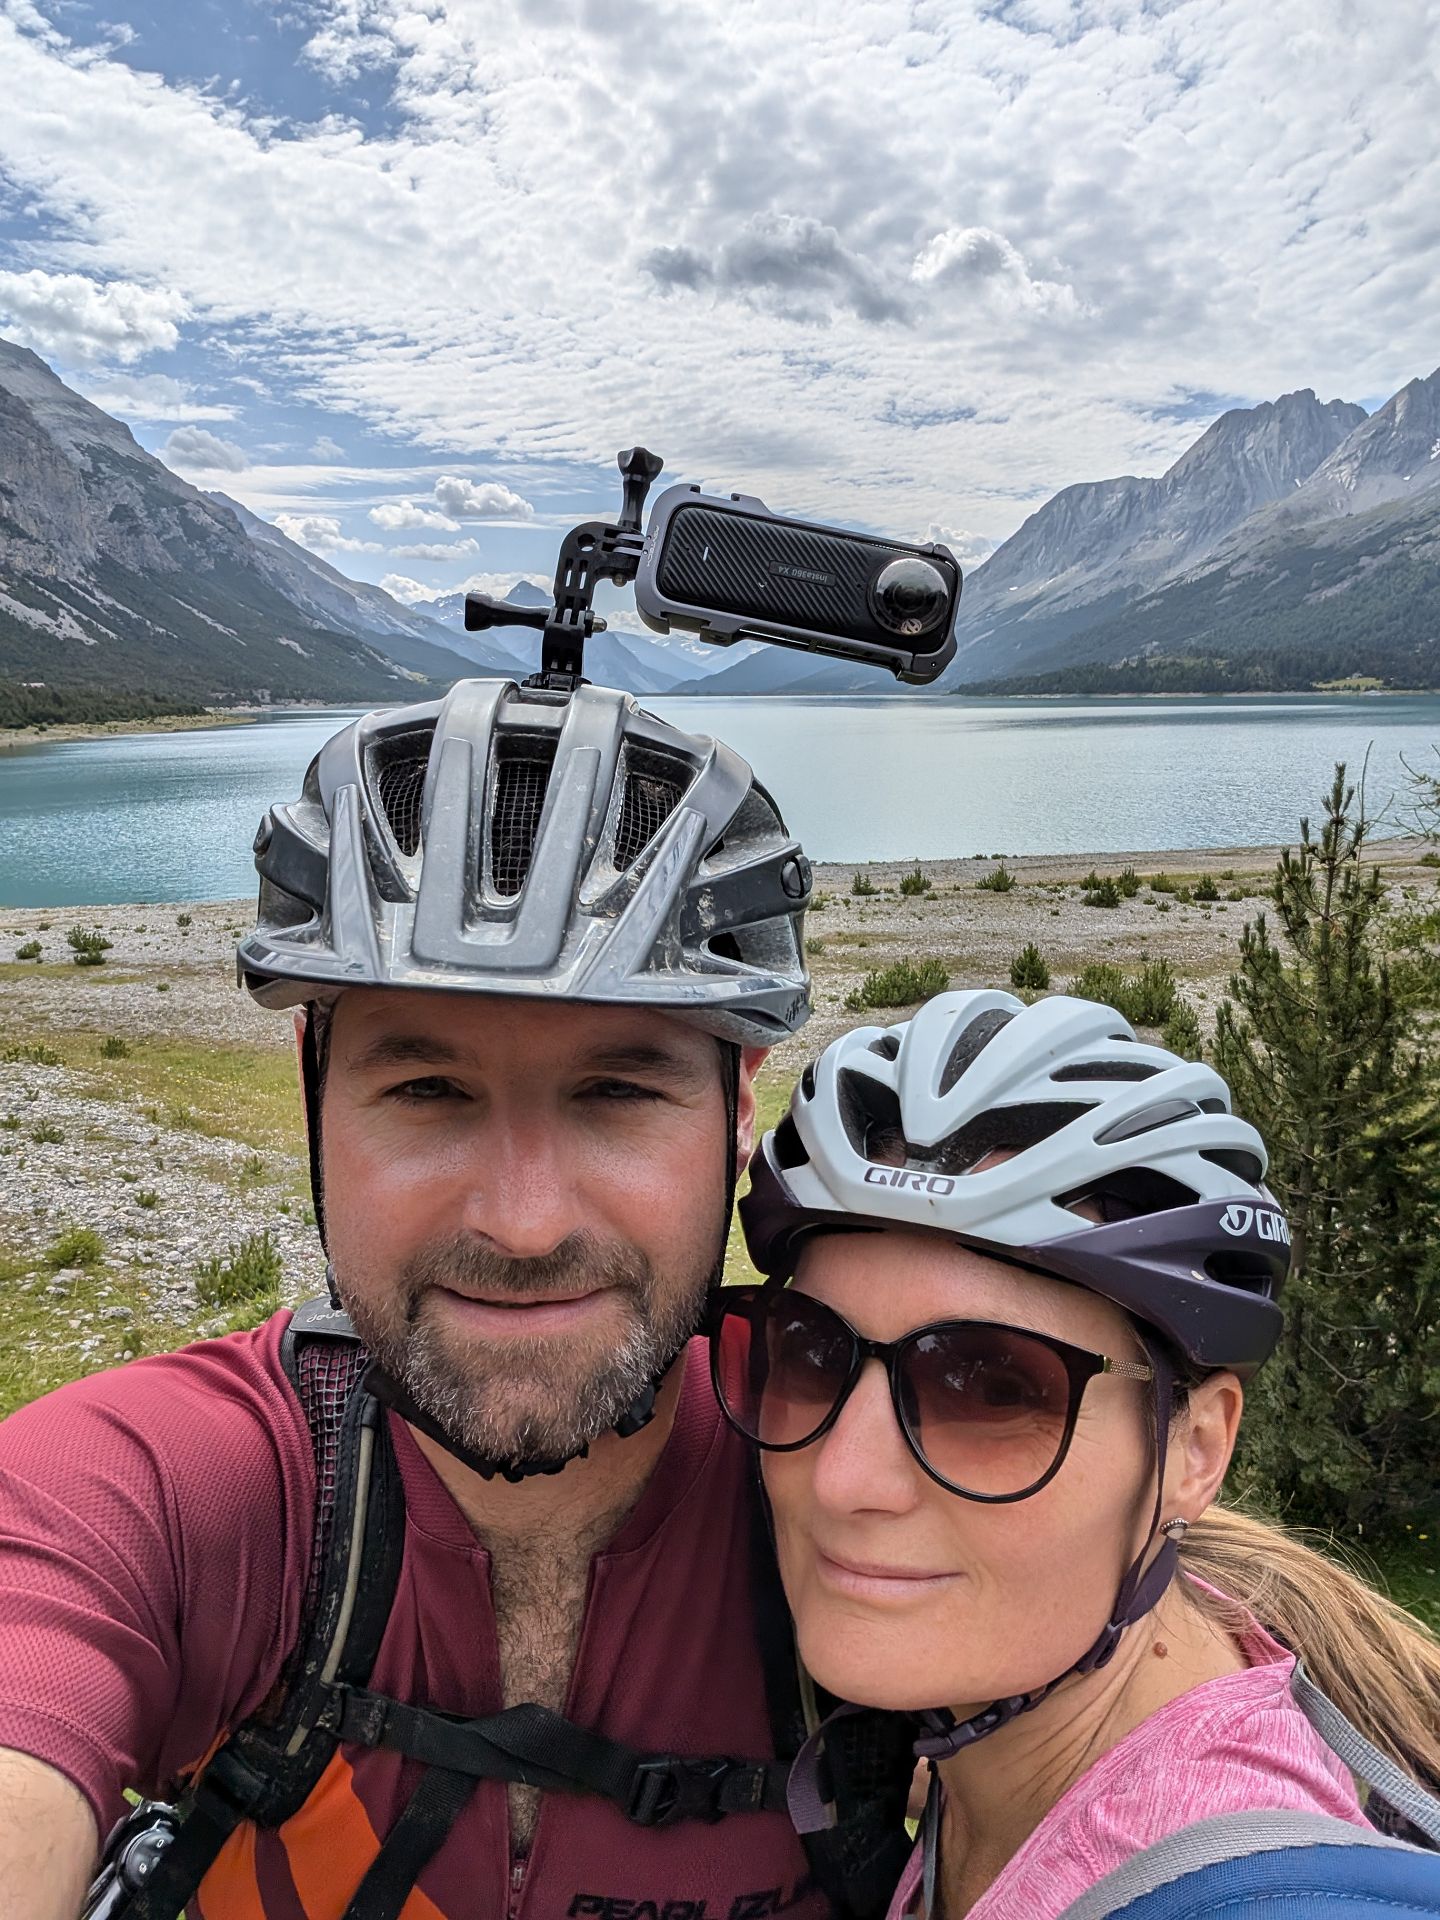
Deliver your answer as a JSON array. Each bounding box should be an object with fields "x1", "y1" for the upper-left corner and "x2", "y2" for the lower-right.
[{"x1": 1304, "y1": 366, "x2": 1440, "y2": 510}]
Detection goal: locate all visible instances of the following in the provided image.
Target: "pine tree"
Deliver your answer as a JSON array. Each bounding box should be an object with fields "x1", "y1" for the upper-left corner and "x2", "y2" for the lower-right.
[{"x1": 1212, "y1": 765, "x2": 1440, "y2": 1533}]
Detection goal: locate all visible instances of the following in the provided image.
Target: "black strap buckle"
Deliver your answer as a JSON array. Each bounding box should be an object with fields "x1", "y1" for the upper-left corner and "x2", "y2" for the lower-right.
[{"x1": 627, "y1": 1755, "x2": 746, "y2": 1828}]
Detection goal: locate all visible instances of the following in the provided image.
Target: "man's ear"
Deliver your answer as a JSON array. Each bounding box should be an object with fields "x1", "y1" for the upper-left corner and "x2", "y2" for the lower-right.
[{"x1": 735, "y1": 1045, "x2": 771, "y2": 1174}]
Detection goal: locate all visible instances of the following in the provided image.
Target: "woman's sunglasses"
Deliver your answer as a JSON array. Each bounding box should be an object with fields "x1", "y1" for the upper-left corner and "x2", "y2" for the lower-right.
[{"x1": 709, "y1": 1284, "x2": 1154, "y2": 1503}]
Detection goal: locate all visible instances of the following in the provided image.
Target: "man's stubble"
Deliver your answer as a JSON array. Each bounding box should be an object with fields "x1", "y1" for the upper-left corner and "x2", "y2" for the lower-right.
[{"x1": 339, "y1": 1224, "x2": 721, "y2": 1468}]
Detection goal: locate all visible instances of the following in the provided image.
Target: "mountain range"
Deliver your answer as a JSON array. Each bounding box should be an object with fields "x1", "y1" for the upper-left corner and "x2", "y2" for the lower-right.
[
  {"x1": 645, "y1": 371, "x2": 1439, "y2": 695},
  {"x1": 2, "y1": 335, "x2": 1437, "y2": 708}
]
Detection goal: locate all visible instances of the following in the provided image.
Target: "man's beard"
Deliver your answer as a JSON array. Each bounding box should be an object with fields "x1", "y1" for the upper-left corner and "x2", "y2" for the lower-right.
[{"x1": 340, "y1": 1228, "x2": 717, "y2": 1469}]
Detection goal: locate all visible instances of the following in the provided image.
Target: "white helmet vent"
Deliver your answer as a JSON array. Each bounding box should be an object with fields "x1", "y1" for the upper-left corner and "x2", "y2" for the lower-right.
[
  {"x1": 1052, "y1": 1059, "x2": 1160, "y2": 1084},
  {"x1": 938, "y1": 1007, "x2": 1014, "y2": 1097},
  {"x1": 1094, "y1": 1097, "x2": 1205, "y2": 1146},
  {"x1": 1056, "y1": 1167, "x2": 1199, "y2": 1224}
]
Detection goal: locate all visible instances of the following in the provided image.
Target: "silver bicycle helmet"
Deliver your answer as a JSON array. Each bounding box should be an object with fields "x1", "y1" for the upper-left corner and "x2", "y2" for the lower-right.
[{"x1": 239, "y1": 676, "x2": 812, "y2": 1045}]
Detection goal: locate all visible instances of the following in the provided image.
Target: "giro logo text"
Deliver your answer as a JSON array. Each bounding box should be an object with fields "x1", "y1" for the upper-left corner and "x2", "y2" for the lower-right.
[
  {"x1": 1218, "y1": 1204, "x2": 1290, "y2": 1244},
  {"x1": 864, "y1": 1167, "x2": 956, "y2": 1196}
]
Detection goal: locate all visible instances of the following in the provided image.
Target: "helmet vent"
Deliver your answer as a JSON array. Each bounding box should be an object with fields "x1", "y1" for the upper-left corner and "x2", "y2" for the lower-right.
[
  {"x1": 1205, "y1": 1250, "x2": 1279, "y2": 1294},
  {"x1": 838, "y1": 1069, "x2": 907, "y2": 1164},
  {"x1": 1052, "y1": 1060, "x2": 1160, "y2": 1084},
  {"x1": 1095, "y1": 1097, "x2": 1202, "y2": 1146},
  {"x1": 938, "y1": 1009, "x2": 1015, "y2": 1097},
  {"x1": 614, "y1": 763, "x2": 685, "y2": 870},
  {"x1": 1058, "y1": 1167, "x2": 1200, "y2": 1222},
  {"x1": 773, "y1": 1114, "x2": 808, "y2": 1170},
  {"x1": 869, "y1": 1034, "x2": 901, "y2": 1061},
  {"x1": 490, "y1": 734, "x2": 557, "y2": 896},
  {"x1": 1201, "y1": 1147, "x2": 1264, "y2": 1187},
  {"x1": 372, "y1": 729, "x2": 434, "y2": 858}
]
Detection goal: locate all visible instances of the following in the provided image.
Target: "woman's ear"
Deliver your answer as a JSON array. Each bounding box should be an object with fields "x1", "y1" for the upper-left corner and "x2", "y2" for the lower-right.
[
  {"x1": 735, "y1": 1045, "x2": 771, "y2": 1173},
  {"x1": 1166, "y1": 1371, "x2": 1244, "y2": 1521}
]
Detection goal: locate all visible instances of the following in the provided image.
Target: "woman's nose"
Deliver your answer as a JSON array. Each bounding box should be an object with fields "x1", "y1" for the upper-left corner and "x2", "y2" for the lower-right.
[{"x1": 808, "y1": 1358, "x2": 924, "y2": 1515}]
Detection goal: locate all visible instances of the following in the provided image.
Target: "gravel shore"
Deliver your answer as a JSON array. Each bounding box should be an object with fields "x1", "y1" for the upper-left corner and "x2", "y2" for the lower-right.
[{"x1": 2, "y1": 836, "x2": 1433, "y2": 1401}]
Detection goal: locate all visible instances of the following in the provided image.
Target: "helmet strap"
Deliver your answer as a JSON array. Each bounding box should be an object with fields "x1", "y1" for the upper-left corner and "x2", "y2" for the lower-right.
[
  {"x1": 299, "y1": 1005, "x2": 330, "y2": 1270},
  {"x1": 912, "y1": 1341, "x2": 1180, "y2": 1763}
]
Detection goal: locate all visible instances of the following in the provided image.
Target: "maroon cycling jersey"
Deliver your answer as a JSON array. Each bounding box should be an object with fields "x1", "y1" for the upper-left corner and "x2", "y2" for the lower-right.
[{"x1": 0, "y1": 1315, "x2": 825, "y2": 1919}]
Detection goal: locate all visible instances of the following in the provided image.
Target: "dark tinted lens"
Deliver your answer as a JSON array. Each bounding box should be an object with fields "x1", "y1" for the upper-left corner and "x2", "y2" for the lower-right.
[
  {"x1": 901, "y1": 1324, "x2": 1075, "y2": 1497},
  {"x1": 713, "y1": 1290, "x2": 856, "y2": 1450}
]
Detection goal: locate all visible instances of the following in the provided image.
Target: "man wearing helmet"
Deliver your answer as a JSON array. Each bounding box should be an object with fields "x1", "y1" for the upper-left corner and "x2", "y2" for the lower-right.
[{"x1": 0, "y1": 680, "x2": 867, "y2": 1919}]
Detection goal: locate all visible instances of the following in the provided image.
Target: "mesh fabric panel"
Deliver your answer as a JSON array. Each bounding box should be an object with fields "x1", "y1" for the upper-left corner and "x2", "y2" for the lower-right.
[
  {"x1": 372, "y1": 731, "x2": 433, "y2": 858},
  {"x1": 293, "y1": 1339, "x2": 370, "y2": 1632},
  {"x1": 614, "y1": 770, "x2": 683, "y2": 870},
  {"x1": 490, "y1": 739, "x2": 555, "y2": 896}
]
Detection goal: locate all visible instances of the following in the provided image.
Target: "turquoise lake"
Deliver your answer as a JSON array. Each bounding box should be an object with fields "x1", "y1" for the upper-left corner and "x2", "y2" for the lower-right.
[{"x1": 2, "y1": 694, "x2": 1438, "y2": 907}]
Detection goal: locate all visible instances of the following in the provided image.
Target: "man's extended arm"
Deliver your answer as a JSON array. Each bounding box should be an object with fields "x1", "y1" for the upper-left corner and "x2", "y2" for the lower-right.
[{"x1": 0, "y1": 1747, "x2": 97, "y2": 1920}]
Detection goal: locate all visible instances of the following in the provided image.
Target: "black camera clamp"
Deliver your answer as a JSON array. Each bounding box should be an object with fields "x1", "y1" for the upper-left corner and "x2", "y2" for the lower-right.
[{"x1": 463, "y1": 446, "x2": 664, "y2": 694}]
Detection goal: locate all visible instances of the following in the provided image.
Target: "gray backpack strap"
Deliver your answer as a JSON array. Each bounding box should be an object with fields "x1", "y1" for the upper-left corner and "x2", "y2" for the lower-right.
[
  {"x1": 1057, "y1": 1808, "x2": 1414, "y2": 1920},
  {"x1": 1291, "y1": 1660, "x2": 1440, "y2": 1849}
]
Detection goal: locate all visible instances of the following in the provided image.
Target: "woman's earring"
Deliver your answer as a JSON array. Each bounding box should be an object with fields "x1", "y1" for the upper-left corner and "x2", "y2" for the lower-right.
[{"x1": 1159, "y1": 1517, "x2": 1190, "y2": 1541}]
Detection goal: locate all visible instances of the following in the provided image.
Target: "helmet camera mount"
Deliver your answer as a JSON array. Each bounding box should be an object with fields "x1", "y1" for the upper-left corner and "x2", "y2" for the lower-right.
[
  {"x1": 463, "y1": 446, "x2": 665, "y2": 695},
  {"x1": 462, "y1": 446, "x2": 965, "y2": 691}
]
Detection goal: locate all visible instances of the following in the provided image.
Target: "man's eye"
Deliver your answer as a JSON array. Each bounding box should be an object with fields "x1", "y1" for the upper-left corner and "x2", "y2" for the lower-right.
[
  {"x1": 391, "y1": 1076, "x2": 461, "y2": 1102},
  {"x1": 585, "y1": 1080, "x2": 664, "y2": 1102}
]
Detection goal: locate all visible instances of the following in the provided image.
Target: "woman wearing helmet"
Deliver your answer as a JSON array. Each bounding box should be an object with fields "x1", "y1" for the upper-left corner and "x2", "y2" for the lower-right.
[{"x1": 711, "y1": 989, "x2": 1440, "y2": 1918}]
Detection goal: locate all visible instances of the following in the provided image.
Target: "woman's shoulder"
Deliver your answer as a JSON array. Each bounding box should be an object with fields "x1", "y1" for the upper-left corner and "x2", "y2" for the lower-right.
[{"x1": 973, "y1": 1661, "x2": 1370, "y2": 1920}]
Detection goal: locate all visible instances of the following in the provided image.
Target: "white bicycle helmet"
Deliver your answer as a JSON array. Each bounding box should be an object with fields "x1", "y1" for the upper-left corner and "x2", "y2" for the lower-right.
[{"x1": 742, "y1": 988, "x2": 1286, "y2": 1376}]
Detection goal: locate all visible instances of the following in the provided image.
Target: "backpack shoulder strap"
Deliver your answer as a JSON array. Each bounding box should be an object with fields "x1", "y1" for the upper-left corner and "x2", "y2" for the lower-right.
[
  {"x1": 1291, "y1": 1660, "x2": 1440, "y2": 1849},
  {"x1": 111, "y1": 1300, "x2": 404, "y2": 1919},
  {"x1": 1056, "y1": 1809, "x2": 1424, "y2": 1920}
]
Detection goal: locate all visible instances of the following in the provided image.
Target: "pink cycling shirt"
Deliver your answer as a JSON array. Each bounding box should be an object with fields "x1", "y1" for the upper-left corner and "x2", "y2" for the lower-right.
[{"x1": 887, "y1": 1603, "x2": 1370, "y2": 1919}]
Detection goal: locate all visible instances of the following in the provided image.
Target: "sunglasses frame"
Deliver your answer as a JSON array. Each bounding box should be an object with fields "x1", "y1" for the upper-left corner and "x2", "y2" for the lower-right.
[{"x1": 709, "y1": 1283, "x2": 1154, "y2": 1504}]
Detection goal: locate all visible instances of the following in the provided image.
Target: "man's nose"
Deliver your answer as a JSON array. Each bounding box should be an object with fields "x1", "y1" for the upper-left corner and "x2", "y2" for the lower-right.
[{"x1": 456, "y1": 1111, "x2": 587, "y2": 1260}]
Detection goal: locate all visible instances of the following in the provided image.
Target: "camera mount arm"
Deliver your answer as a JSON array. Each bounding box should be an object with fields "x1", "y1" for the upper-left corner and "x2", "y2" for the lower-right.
[{"x1": 464, "y1": 446, "x2": 664, "y2": 693}]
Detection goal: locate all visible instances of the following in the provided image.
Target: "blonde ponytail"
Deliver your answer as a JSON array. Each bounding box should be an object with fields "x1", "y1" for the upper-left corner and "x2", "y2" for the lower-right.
[{"x1": 1178, "y1": 1504, "x2": 1440, "y2": 1797}]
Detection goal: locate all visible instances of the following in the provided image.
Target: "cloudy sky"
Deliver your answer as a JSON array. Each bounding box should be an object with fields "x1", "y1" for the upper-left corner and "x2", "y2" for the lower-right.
[{"x1": 1, "y1": 0, "x2": 1436, "y2": 608}]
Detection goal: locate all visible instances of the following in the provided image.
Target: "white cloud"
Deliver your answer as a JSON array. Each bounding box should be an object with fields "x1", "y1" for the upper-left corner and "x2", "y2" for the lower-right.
[
  {"x1": 273, "y1": 512, "x2": 382, "y2": 553},
  {"x1": 0, "y1": 0, "x2": 1437, "y2": 550},
  {"x1": 910, "y1": 228, "x2": 1085, "y2": 319},
  {"x1": 160, "y1": 424, "x2": 249, "y2": 472},
  {"x1": 0, "y1": 267, "x2": 187, "y2": 364},
  {"x1": 311, "y1": 434, "x2": 345, "y2": 460},
  {"x1": 74, "y1": 371, "x2": 237, "y2": 422},
  {"x1": 926, "y1": 523, "x2": 997, "y2": 569},
  {"x1": 390, "y1": 536, "x2": 481, "y2": 559},
  {"x1": 459, "y1": 570, "x2": 553, "y2": 599},
  {"x1": 432, "y1": 475, "x2": 535, "y2": 521},
  {"x1": 369, "y1": 499, "x2": 461, "y2": 531},
  {"x1": 380, "y1": 572, "x2": 434, "y2": 603}
]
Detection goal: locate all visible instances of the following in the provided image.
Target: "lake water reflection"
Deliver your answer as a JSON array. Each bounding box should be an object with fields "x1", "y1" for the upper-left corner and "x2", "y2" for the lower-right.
[{"x1": 2, "y1": 694, "x2": 1438, "y2": 906}]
